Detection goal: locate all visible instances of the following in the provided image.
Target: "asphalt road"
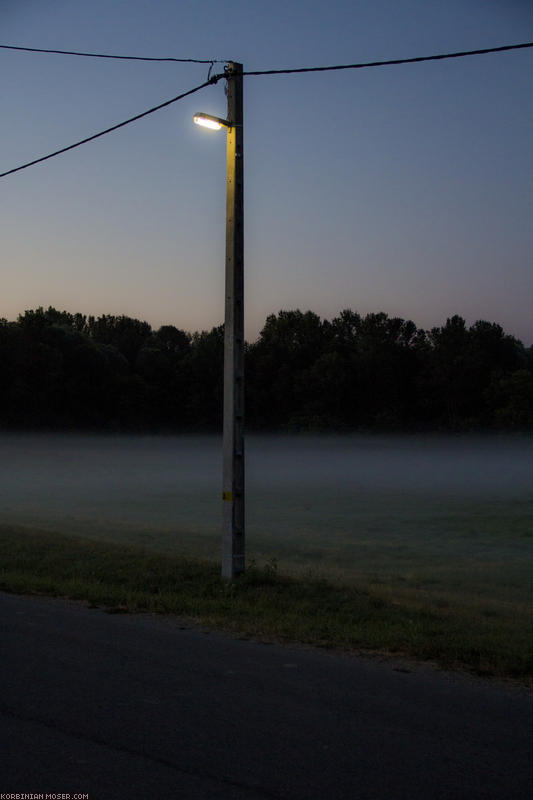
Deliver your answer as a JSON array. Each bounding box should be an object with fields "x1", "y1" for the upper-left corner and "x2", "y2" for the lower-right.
[{"x1": 1, "y1": 592, "x2": 532, "y2": 799}]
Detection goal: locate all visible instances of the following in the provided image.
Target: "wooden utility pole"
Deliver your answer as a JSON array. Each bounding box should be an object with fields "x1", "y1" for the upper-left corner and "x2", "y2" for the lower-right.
[{"x1": 221, "y1": 62, "x2": 244, "y2": 579}]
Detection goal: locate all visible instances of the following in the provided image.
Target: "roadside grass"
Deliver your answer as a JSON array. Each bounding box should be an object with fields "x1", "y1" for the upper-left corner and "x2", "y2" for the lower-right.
[{"x1": 1, "y1": 524, "x2": 532, "y2": 682}]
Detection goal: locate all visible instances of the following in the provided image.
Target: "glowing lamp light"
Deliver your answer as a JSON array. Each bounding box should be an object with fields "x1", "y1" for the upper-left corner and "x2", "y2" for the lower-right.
[{"x1": 193, "y1": 112, "x2": 229, "y2": 131}]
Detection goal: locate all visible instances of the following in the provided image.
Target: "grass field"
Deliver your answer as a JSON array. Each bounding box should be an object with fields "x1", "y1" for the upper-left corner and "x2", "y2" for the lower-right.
[
  {"x1": 7, "y1": 487, "x2": 530, "y2": 613},
  {"x1": 1, "y1": 500, "x2": 532, "y2": 682},
  {"x1": 1, "y1": 434, "x2": 531, "y2": 681}
]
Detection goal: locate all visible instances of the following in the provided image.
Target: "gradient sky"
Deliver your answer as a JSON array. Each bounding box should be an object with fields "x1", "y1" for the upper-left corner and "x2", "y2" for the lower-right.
[{"x1": 1, "y1": 0, "x2": 532, "y2": 344}]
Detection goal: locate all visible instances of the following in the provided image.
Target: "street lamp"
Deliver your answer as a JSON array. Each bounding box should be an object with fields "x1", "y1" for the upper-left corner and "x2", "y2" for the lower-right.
[
  {"x1": 193, "y1": 113, "x2": 229, "y2": 130},
  {"x1": 194, "y1": 62, "x2": 244, "y2": 580}
]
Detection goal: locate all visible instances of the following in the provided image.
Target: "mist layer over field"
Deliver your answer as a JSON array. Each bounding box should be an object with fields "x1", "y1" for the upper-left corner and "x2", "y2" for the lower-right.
[{"x1": 1, "y1": 433, "x2": 532, "y2": 609}]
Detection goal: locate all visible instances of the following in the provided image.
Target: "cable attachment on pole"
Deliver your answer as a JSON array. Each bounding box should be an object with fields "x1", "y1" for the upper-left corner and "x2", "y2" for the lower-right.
[
  {"x1": 223, "y1": 63, "x2": 230, "y2": 95},
  {"x1": 206, "y1": 67, "x2": 224, "y2": 85}
]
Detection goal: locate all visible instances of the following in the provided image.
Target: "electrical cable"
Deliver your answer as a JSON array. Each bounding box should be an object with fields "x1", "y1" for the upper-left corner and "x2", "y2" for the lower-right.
[
  {"x1": 1, "y1": 40, "x2": 531, "y2": 180},
  {"x1": 0, "y1": 43, "x2": 227, "y2": 64},
  {"x1": 0, "y1": 77, "x2": 220, "y2": 179},
  {"x1": 239, "y1": 41, "x2": 533, "y2": 77}
]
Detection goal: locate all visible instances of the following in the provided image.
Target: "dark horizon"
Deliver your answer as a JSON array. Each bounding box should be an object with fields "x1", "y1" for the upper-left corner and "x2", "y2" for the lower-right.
[{"x1": 2, "y1": 305, "x2": 532, "y2": 434}]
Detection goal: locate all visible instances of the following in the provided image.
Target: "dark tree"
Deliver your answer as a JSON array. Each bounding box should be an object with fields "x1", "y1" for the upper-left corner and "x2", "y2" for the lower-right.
[
  {"x1": 1, "y1": 305, "x2": 530, "y2": 433},
  {"x1": 246, "y1": 310, "x2": 329, "y2": 428},
  {"x1": 85, "y1": 314, "x2": 152, "y2": 364}
]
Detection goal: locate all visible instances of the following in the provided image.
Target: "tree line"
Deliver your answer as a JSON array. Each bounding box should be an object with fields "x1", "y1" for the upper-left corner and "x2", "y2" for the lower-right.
[{"x1": 1, "y1": 306, "x2": 532, "y2": 432}]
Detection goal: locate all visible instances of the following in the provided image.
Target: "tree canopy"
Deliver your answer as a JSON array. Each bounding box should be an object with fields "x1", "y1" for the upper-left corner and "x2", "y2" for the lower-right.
[{"x1": 0, "y1": 306, "x2": 530, "y2": 432}]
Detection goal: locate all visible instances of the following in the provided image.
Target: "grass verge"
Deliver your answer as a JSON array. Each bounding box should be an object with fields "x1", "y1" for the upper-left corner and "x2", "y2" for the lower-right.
[{"x1": 1, "y1": 524, "x2": 531, "y2": 682}]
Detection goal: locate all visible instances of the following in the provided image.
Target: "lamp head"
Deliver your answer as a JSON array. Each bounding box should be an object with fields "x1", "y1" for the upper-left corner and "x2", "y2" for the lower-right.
[{"x1": 193, "y1": 112, "x2": 230, "y2": 131}]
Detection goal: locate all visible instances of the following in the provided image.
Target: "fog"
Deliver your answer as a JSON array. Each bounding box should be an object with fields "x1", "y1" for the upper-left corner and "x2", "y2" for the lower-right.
[{"x1": 1, "y1": 433, "x2": 532, "y2": 561}]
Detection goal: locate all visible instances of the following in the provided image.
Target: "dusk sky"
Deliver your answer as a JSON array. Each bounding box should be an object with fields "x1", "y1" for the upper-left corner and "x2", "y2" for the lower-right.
[{"x1": 1, "y1": 0, "x2": 532, "y2": 344}]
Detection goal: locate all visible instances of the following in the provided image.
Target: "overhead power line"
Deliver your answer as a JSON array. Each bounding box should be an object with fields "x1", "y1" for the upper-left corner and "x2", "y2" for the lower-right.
[
  {"x1": 1, "y1": 40, "x2": 532, "y2": 180},
  {"x1": 2, "y1": 39, "x2": 531, "y2": 72},
  {"x1": 240, "y1": 41, "x2": 533, "y2": 77},
  {"x1": 0, "y1": 43, "x2": 227, "y2": 64},
  {"x1": 0, "y1": 77, "x2": 220, "y2": 179}
]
